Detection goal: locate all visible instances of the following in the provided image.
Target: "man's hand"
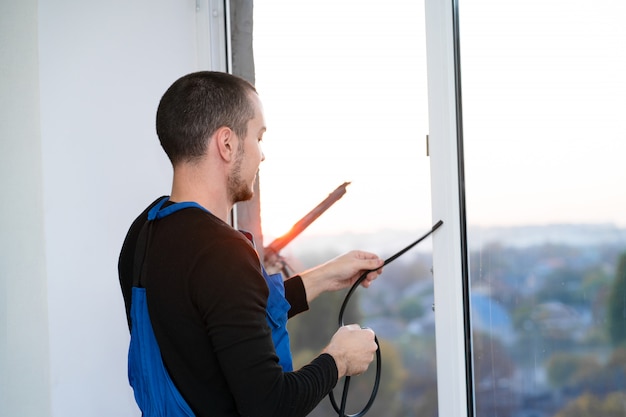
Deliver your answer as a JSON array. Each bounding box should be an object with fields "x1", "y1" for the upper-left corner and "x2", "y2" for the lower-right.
[
  {"x1": 298, "y1": 251, "x2": 384, "y2": 302},
  {"x1": 323, "y1": 324, "x2": 377, "y2": 379}
]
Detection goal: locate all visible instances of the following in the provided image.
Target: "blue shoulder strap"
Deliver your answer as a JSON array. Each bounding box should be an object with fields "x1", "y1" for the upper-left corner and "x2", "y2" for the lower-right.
[
  {"x1": 148, "y1": 197, "x2": 208, "y2": 220},
  {"x1": 240, "y1": 230, "x2": 294, "y2": 371},
  {"x1": 128, "y1": 197, "x2": 209, "y2": 416},
  {"x1": 262, "y1": 267, "x2": 293, "y2": 371},
  {"x1": 128, "y1": 287, "x2": 195, "y2": 416}
]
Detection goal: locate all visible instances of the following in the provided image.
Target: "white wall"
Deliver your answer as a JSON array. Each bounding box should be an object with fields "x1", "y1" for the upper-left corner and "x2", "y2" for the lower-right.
[{"x1": 1, "y1": 1, "x2": 208, "y2": 415}]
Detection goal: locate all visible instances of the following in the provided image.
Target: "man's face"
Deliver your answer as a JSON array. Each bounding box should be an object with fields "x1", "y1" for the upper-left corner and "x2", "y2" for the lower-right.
[{"x1": 227, "y1": 93, "x2": 266, "y2": 204}]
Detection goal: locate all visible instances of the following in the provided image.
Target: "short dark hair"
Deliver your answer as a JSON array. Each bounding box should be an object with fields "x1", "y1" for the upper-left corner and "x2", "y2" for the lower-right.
[{"x1": 156, "y1": 71, "x2": 257, "y2": 165}]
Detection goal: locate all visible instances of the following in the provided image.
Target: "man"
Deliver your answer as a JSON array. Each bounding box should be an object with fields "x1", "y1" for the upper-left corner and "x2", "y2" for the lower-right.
[{"x1": 118, "y1": 71, "x2": 383, "y2": 417}]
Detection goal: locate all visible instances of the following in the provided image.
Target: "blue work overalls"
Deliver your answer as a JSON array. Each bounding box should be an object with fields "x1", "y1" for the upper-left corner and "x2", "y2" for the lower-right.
[{"x1": 128, "y1": 198, "x2": 293, "y2": 416}]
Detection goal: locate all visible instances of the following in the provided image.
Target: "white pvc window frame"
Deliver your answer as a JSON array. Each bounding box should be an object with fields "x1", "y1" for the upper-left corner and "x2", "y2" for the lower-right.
[
  {"x1": 198, "y1": 1, "x2": 474, "y2": 414},
  {"x1": 196, "y1": 0, "x2": 240, "y2": 226},
  {"x1": 425, "y1": 0, "x2": 474, "y2": 416},
  {"x1": 195, "y1": 0, "x2": 231, "y2": 72}
]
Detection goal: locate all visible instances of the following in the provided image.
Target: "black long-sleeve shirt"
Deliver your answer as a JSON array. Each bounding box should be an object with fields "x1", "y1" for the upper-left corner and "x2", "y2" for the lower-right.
[{"x1": 118, "y1": 197, "x2": 338, "y2": 417}]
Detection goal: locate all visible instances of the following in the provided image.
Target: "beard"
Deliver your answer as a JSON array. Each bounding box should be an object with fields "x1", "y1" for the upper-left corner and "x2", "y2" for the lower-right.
[{"x1": 227, "y1": 147, "x2": 254, "y2": 204}]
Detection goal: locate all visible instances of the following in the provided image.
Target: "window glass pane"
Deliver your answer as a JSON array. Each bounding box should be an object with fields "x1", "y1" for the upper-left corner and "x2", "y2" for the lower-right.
[
  {"x1": 460, "y1": 1, "x2": 626, "y2": 416},
  {"x1": 254, "y1": 1, "x2": 436, "y2": 415}
]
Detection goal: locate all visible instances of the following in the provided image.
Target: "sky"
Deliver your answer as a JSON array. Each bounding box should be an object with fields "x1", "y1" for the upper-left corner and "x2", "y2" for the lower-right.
[
  {"x1": 252, "y1": 0, "x2": 431, "y2": 241},
  {"x1": 251, "y1": 0, "x2": 626, "y2": 241}
]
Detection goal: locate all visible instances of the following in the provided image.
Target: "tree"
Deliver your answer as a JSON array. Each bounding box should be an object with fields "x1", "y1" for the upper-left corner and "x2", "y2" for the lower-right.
[
  {"x1": 555, "y1": 392, "x2": 626, "y2": 417},
  {"x1": 545, "y1": 352, "x2": 601, "y2": 389},
  {"x1": 607, "y1": 253, "x2": 626, "y2": 346}
]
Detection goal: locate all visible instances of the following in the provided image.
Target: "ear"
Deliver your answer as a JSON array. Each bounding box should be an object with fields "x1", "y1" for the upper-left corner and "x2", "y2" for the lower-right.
[{"x1": 214, "y1": 126, "x2": 237, "y2": 162}]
